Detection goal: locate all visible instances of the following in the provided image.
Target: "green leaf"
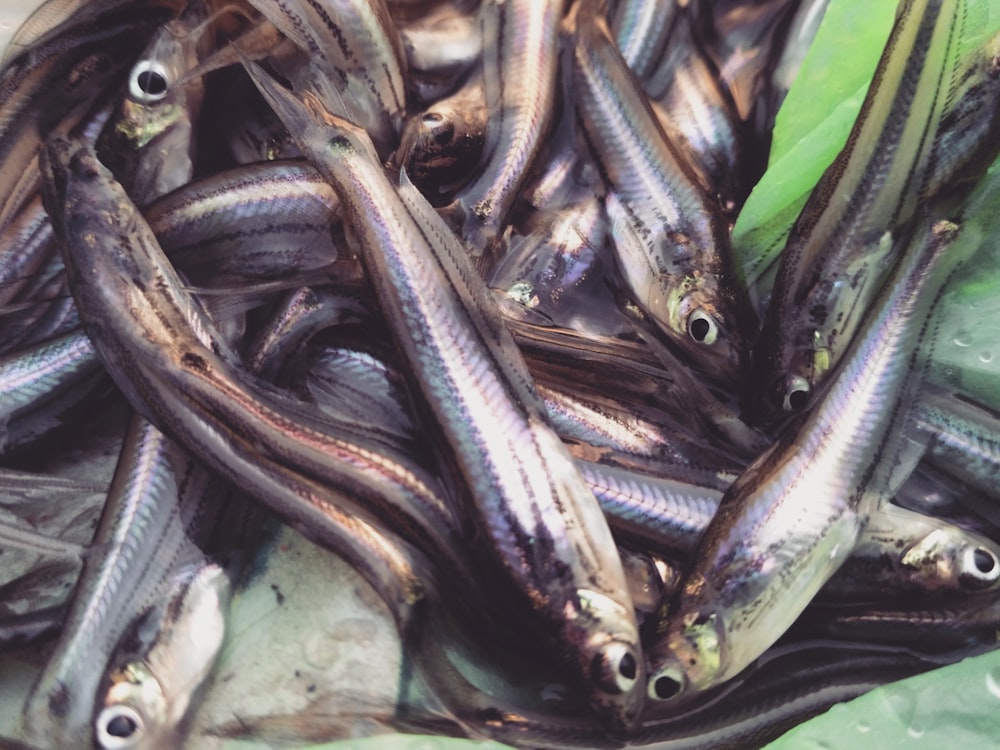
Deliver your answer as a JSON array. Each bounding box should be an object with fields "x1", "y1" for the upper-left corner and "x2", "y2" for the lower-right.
[
  {"x1": 732, "y1": 0, "x2": 898, "y2": 291},
  {"x1": 763, "y1": 647, "x2": 1000, "y2": 749}
]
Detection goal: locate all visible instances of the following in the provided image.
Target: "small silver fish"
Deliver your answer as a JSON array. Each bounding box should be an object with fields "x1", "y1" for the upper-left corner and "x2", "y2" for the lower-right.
[
  {"x1": 647, "y1": 214, "x2": 965, "y2": 700},
  {"x1": 92, "y1": 563, "x2": 230, "y2": 750}
]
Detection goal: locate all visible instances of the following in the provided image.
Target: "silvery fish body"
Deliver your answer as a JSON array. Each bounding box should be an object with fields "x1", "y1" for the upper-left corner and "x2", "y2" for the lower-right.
[
  {"x1": 647, "y1": 214, "x2": 966, "y2": 700},
  {"x1": 911, "y1": 387, "x2": 1000, "y2": 502},
  {"x1": 21, "y1": 414, "x2": 212, "y2": 749},
  {"x1": 750, "y1": 0, "x2": 971, "y2": 427},
  {"x1": 245, "y1": 0, "x2": 408, "y2": 157},
  {"x1": 92, "y1": 562, "x2": 230, "y2": 750},
  {"x1": 446, "y1": 0, "x2": 564, "y2": 267},
  {"x1": 399, "y1": 2, "x2": 482, "y2": 103},
  {"x1": 244, "y1": 71, "x2": 644, "y2": 731},
  {"x1": 96, "y1": 0, "x2": 210, "y2": 205},
  {"x1": 571, "y1": 0, "x2": 753, "y2": 388}
]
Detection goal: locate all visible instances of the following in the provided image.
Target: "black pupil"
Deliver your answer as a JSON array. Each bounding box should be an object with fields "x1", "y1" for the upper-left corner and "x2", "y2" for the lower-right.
[
  {"x1": 787, "y1": 388, "x2": 809, "y2": 411},
  {"x1": 106, "y1": 713, "x2": 138, "y2": 738},
  {"x1": 974, "y1": 548, "x2": 996, "y2": 573},
  {"x1": 618, "y1": 652, "x2": 637, "y2": 680},
  {"x1": 137, "y1": 69, "x2": 167, "y2": 97},
  {"x1": 690, "y1": 316, "x2": 711, "y2": 341},
  {"x1": 654, "y1": 675, "x2": 681, "y2": 700}
]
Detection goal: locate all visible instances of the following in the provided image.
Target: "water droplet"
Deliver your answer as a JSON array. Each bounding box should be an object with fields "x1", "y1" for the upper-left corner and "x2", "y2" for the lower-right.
[
  {"x1": 954, "y1": 331, "x2": 974, "y2": 348},
  {"x1": 908, "y1": 722, "x2": 925, "y2": 739},
  {"x1": 985, "y1": 665, "x2": 1000, "y2": 699},
  {"x1": 855, "y1": 719, "x2": 871, "y2": 733},
  {"x1": 980, "y1": 351, "x2": 993, "y2": 364},
  {"x1": 886, "y1": 684, "x2": 917, "y2": 726}
]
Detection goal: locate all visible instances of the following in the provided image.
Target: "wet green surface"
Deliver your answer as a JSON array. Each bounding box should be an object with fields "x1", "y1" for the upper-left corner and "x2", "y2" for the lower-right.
[{"x1": 765, "y1": 647, "x2": 1000, "y2": 749}]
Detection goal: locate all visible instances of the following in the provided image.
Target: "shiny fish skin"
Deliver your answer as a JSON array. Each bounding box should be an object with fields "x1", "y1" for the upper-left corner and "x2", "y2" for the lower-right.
[
  {"x1": 245, "y1": 71, "x2": 644, "y2": 731},
  {"x1": 570, "y1": 0, "x2": 754, "y2": 390},
  {"x1": 796, "y1": 594, "x2": 1000, "y2": 652},
  {"x1": 750, "y1": 0, "x2": 966, "y2": 427},
  {"x1": 21, "y1": 414, "x2": 213, "y2": 749},
  {"x1": 0, "y1": 195, "x2": 54, "y2": 308},
  {"x1": 446, "y1": 0, "x2": 564, "y2": 267},
  {"x1": 611, "y1": 0, "x2": 679, "y2": 83},
  {"x1": 40, "y1": 136, "x2": 462, "y2": 622},
  {"x1": 911, "y1": 387, "x2": 1000, "y2": 502},
  {"x1": 144, "y1": 160, "x2": 342, "y2": 283},
  {"x1": 580, "y1": 460, "x2": 721, "y2": 559},
  {"x1": 245, "y1": 0, "x2": 408, "y2": 157},
  {"x1": 646, "y1": 14, "x2": 748, "y2": 220},
  {"x1": 398, "y1": 2, "x2": 482, "y2": 104},
  {"x1": 95, "y1": 0, "x2": 210, "y2": 206},
  {"x1": 647, "y1": 214, "x2": 967, "y2": 700},
  {"x1": 93, "y1": 562, "x2": 230, "y2": 750},
  {"x1": 0, "y1": 329, "x2": 103, "y2": 455}
]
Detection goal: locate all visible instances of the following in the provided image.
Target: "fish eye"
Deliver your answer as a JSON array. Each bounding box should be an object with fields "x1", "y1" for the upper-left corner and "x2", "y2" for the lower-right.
[
  {"x1": 960, "y1": 546, "x2": 1000, "y2": 589},
  {"x1": 129, "y1": 60, "x2": 170, "y2": 103},
  {"x1": 95, "y1": 705, "x2": 144, "y2": 749},
  {"x1": 687, "y1": 309, "x2": 718, "y2": 345},
  {"x1": 591, "y1": 642, "x2": 639, "y2": 695},
  {"x1": 647, "y1": 666, "x2": 685, "y2": 701},
  {"x1": 782, "y1": 375, "x2": 811, "y2": 412}
]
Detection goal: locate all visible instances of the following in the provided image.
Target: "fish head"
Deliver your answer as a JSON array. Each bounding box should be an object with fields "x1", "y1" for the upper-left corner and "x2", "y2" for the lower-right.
[
  {"x1": 94, "y1": 564, "x2": 230, "y2": 750},
  {"x1": 900, "y1": 527, "x2": 1000, "y2": 593},
  {"x1": 647, "y1": 608, "x2": 726, "y2": 703},
  {"x1": 94, "y1": 662, "x2": 168, "y2": 750},
  {"x1": 747, "y1": 325, "x2": 828, "y2": 430},
  {"x1": 96, "y1": 3, "x2": 210, "y2": 203},
  {"x1": 650, "y1": 275, "x2": 748, "y2": 389},
  {"x1": 567, "y1": 589, "x2": 645, "y2": 733}
]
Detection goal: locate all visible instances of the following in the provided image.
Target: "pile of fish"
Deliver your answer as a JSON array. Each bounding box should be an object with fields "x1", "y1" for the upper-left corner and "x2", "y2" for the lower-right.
[{"x1": 2, "y1": 0, "x2": 1000, "y2": 746}]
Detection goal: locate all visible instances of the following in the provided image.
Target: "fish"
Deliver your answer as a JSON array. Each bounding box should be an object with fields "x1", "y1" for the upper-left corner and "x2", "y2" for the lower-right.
[
  {"x1": 398, "y1": 1, "x2": 482, "y2": 104},
  {"x1": 910, "y1": 387, "x2": 1000, "y2": 503},
  {"x1": 570, "y1": 0, "x2": 754, "y2": 389},
  {"x1": 20, "y1": 414, "x2": 215, "y2": 748},
  {"x1": 646, "y1": 213, "x2": 968, "y2": 700},
  {"x1": 244, "y1": 67, "x2": 645, "y2": 731},
  {"x1": 395, "y1": 71, "x2": 488, "y2": 203},
  {"x1": 92, "y1": 562, "x2": 231, "y2": 750},
  {"x1": 144, "y1": 160, "x2": 342, "y2": 285},
  {"x1": 40, "y1": 134, "x2": 466, "y2": 627},
  {"x1": 244, "y1": 0, "x2": 408, "y2": 157},
  {"x1": 749, "y1": 0, "x2": 971, "y2": 427},
  {"x1": 645, "y1": 13, "x2": 749, "y2": 219},
  {"x1": 0, "y1": 329, "x2": 105, "y2": 455},
  {"x1": 443, "y1": 0, "x2": 564, "y2": 269},
  {"x1": 688, "y1": 0, "x2": 801, "y2": 123},
  {"x1": 95, "y1": 0, "x2": 212, "y2": 205},
  {"x1": 610, "y1": 0, "x2": 681, "y2": 83}
]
